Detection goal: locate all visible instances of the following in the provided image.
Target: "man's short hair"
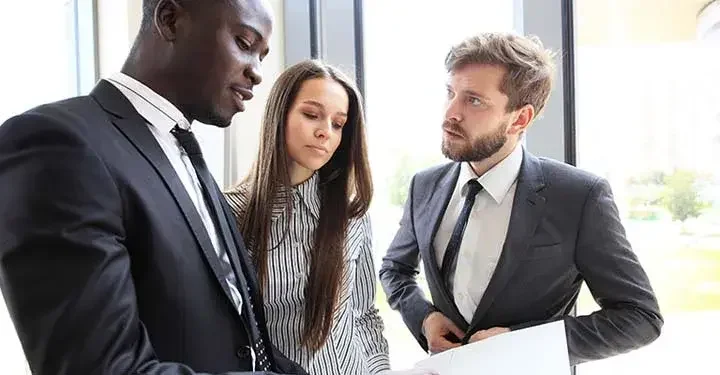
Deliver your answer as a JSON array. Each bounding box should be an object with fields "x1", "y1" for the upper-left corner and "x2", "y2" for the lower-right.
[
  {"x1": 445, "y1": 32, "x2": 556, "y2": 116},
  {"x1": 140, "y1": 0, "x2": 227, "y2": 32},
  {"x1": 140, "y1": 0, "x2": 161, "y2": 31}
]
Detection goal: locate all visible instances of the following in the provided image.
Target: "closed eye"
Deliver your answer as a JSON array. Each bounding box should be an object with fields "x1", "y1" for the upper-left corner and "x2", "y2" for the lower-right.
[{"x1": 235, "y1": 37, "x2": 251, "y2": 51}]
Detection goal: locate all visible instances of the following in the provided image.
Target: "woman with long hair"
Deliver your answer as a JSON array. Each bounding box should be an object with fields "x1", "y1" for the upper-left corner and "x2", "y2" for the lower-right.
[{"x1": 225, "y1": 60, "x2": 390, "y2": 374}]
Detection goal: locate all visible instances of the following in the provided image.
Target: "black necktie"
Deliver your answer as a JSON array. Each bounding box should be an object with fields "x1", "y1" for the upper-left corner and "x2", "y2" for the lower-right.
[
  {"x1": 171, "y1": 126, "x2": 271, "y2": 371},
  {"x1": 441, "y1": 179, "x2": 483, "y2": 295}
]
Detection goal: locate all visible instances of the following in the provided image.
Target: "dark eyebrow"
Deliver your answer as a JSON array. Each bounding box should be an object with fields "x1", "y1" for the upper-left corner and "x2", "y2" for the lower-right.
[
  {"x1": 302, "y1": 100, "x2": 347, "y2": 117},
  {"x1": 237, "y1": 24, "x2": 261, "y2": 39},
  {"x1": 462, "y1": 89, "x2": 493, "y2": 102}
]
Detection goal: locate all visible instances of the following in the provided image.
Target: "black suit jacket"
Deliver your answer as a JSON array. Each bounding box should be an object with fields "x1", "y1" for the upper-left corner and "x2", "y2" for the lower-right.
[
  {"x1": 0, "y1": 81, "x2": 306, "y2": 375},
  {"x1": 379, "y1": 148, "x2": 663, "y2": 365}
]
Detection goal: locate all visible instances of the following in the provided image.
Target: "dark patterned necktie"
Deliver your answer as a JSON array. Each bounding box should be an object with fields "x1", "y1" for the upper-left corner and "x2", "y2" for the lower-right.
[
  {"x1": 171, "y1": 125, "x2": 271, "y2": 371},
  {"x1": 441, "y1": 179, "x2": 484, "y2": 295}
]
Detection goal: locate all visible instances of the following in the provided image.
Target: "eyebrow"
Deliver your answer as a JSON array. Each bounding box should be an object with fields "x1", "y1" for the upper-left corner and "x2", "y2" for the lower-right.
[
  {"x1": 447, "y1": 85, "x2": 493, "y2": 102},
  {"x1": 302, "y1": 100, "x2": 348, "y2": 117},
  {"x1": 464, "y1": 90, "x2": 493, "y2": 101}
]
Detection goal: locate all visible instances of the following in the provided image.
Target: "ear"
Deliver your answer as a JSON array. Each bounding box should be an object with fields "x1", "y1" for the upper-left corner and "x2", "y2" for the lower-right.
[
  {"x1": 153, "y1": 0, "x2": 188, "y2": 42},
  {"x1": 508, "y1": 104, "x2": 535, "y2": 135}
]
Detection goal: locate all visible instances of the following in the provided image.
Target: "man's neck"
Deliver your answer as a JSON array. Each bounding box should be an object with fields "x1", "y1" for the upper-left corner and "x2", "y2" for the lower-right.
[
  {"x1": 468, "y1": 142, "x2": 518, "y2": 177},
  {"x1": 120, "y1": 39, "x2": 191, "y2": 118}
]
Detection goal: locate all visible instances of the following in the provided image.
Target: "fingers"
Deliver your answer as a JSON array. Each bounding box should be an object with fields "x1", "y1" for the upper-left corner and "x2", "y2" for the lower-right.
[
  {"x1": 469, "y1": 329, "x2": 489, "y2": 343},
  {"x1": 445, "y1": 320, "x2": 465, "y2": 339},
  {"x1": 428, "y1": 335, "x2": 461, "y2": 354},
  {"x1": 469, "y1": 327, "x2": 510, "y2": 343}
]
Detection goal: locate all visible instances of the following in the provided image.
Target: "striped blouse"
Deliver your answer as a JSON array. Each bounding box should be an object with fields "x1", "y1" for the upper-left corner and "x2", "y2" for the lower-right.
[{"x1": 224, "y1": 173, "x2": 390, "y2": 375}]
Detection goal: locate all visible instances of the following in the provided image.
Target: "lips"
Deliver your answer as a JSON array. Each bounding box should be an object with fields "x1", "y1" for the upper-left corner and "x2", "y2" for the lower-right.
[
  {"x1": 231, "y1": 86, "x2": 254, "y2": 101},
  {"x1": 307, "y1": 145, "x2": 329, "y2": 154},
  {"x1": 443, "y1": 127, "x2": 464, "y2": 138}
]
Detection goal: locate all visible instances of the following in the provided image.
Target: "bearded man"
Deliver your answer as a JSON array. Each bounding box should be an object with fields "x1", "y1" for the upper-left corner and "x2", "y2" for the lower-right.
[{"x1": 378, "y1": 32, "x2": 663, "y2": 367}]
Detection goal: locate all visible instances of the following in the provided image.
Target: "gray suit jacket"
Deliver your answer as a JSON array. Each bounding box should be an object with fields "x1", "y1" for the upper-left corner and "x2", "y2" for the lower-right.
[{"x1": 379, "y1": 149, "x2": 663, "y2": 365}]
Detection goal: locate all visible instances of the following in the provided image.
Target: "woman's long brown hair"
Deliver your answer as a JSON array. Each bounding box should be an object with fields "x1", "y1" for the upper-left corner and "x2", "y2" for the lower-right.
[{"x1": 239, "y1": 60, "x2": 372, "y2": 352}]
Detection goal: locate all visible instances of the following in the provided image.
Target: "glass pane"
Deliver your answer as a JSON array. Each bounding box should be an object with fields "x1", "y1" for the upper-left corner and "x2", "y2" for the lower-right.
[
  {"x1": 0, "y1": 1, "x2": 79, "y2": 373},
  {"x1": 575, "y1": 0, "x2": 720, "y2": 373},
  {"x1": 362, "y1": 0, "x2": 516, "y2": 369},
  {"x1": 0, "y1": 1, "x2": 77, "y2": 125}
]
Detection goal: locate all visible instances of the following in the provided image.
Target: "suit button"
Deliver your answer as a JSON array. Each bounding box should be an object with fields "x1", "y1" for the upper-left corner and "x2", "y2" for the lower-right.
[{"x1": 236, "y1": 346, "x2": 251, "y2": 358}]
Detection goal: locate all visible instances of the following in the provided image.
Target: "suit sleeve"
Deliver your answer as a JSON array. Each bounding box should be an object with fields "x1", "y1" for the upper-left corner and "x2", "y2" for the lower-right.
[
  {"x1": 0, "y1": 113, "x2": 286, "y2": 375},
  {"x1": 563, "y1": 177, "x2": 663, "y2": 365},
  {"x1": 378, "y1": 175, "x2": 436, "y2": 352}
]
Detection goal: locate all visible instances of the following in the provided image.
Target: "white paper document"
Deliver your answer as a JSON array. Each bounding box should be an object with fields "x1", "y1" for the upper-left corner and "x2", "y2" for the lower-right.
[{"x1": 414, "y1": 321, "x2": 570, "y2": 375}]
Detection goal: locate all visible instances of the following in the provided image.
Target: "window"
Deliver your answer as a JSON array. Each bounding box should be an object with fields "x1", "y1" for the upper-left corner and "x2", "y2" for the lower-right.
[
  {"x1": 0, "y1": 1, "x2": 96, "y2": 372},
  {"x1": 361, "y1": 0, "x2": 517, "y2": 368},
  {"x1": 574, "y1": 0, "x2": 720, "y2": 373},
  {"x1": 0, "y1": 0, "x2": 94, "y2": 124}
]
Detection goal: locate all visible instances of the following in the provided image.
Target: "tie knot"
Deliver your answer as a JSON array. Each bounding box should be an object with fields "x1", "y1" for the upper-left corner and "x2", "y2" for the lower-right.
[
  {"x1": 464, "y1": 179, "x2": 483, "y2": 198},
  {"x1": 171, "y1": 125, "x2": 202, "y2": 156}
]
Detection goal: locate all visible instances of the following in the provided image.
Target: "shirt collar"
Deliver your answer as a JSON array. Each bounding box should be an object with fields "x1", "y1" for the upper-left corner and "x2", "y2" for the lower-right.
[
  {"x1": 460, "y1": 144, "x2": 524, "y2": 203},
  {"x1": 272, "y1": 173, "x2": 321, "y2": 221},
  {"x1": 294, "y1": 173, "x2": 321, "y2": 220},
  {"x1": 105, "y1": 72, "x2": 191, "y2": 133}
]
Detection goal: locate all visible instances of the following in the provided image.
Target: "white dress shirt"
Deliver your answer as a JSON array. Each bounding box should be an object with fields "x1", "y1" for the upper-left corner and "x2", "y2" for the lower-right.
[
  {"x1": 433, "y1": 144, "x2": 524, "y2": 323},
  {"x1": 106, "y1": 73, "x2": 244, "y2": 315}
]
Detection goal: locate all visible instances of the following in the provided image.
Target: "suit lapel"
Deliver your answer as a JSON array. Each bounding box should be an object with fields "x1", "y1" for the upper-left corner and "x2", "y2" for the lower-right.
[
  {"x1": 89, "y1": 80, "x2": 238, "y2": 308},
  {"x1": 423, "y1": 164, "x2": 460, "y2": 275},
  {"x1": 215, "y1": 183, "x2": 261, "y2": 300},
  {"x1": 216, "y1": 189, "x2": 276, "y2": 346},
  {"x1": 467, "y1": 150, "x2": 547, "y2": 332},
  {"x1": 417, "y1": 164, "x2": 468, "y2": 327}
]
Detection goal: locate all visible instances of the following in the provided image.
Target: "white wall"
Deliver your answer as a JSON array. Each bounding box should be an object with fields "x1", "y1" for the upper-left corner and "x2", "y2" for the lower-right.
[
  {"x1": 225, "y1": 0, "x2": 286, "y2": 187},
  {"x1": 97, "y1": 0, "x2": 136, "y2": 78}
]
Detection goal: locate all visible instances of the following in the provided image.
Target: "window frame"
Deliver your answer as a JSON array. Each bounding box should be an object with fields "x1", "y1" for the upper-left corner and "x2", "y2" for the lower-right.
[{"x1": 69, "y1": 0, "x2": 100, "y2": 95}]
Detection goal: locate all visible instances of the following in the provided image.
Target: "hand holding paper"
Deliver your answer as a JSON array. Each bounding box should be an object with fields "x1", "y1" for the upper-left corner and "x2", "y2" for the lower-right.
[
  {"x1": 415, "y1": 321, "x2": 571, "y2": 375},
  {"x1": 468, "y1": 326, "x2": 510, "y2": 343},
  {"x1": 423, "y1": 311, "x2": 464, "y2": 354}
]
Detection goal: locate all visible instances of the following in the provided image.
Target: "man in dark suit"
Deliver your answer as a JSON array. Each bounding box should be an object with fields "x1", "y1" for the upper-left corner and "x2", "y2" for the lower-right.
[
  {"x1": 379, "y1": 32, "x2": 663, "y2": 366},
  {"x1": 0, "y1": 0, "x2": 306, "y2": 374}
]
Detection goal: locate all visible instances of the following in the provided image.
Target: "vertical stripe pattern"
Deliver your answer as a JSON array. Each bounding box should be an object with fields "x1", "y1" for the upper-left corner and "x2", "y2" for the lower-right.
[{"x1": 225, "y1": 173, "x2": 390, "y2": 375}]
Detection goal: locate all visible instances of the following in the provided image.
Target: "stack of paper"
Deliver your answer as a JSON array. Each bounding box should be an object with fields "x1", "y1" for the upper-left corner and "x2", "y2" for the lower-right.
[{"x1": 415, "y1": 321, "x2": 570, "y2": 374}]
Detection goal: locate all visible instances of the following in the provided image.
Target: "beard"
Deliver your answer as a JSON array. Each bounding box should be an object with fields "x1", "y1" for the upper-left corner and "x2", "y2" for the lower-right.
[{"x1": 441, "y1": 120, "x2": 509, "y2": 162}]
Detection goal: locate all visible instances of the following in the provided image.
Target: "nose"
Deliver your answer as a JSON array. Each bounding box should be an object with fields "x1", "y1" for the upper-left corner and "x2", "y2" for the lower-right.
[
  {"x1": 313, "y1": 120, "x2": 332, "y2": 139},
  {"x1": 445, "y1": 97, "x2": 463, "y2": 123},
  {"x1": 244, "y1": 57, "x2": 262, "y2": 86}
]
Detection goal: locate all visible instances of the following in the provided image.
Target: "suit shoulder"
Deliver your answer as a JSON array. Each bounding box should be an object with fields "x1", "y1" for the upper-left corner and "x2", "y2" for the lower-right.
[
  {"x1": 537, "y1": 156, "x2": 605, "y2": 193},
  {"x1": 412, "y1": 161, "x2": 455, "y2": 185},
  {"x1": 0, "y1": 96, "x2": 101, "y2": 142}
]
